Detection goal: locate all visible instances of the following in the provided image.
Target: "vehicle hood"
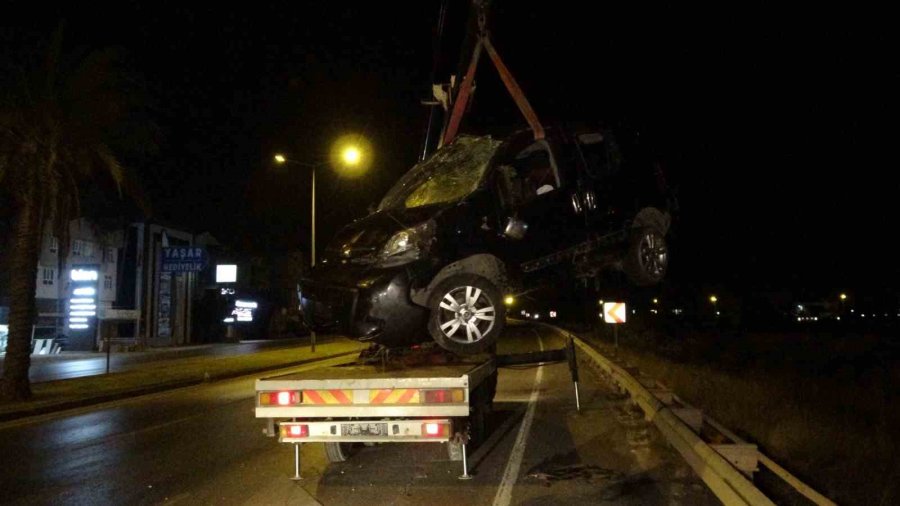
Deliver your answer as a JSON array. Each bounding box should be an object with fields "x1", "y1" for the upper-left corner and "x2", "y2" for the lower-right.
[{"x1": 320, "y1": 205, "x2": 447, "y2": 264}]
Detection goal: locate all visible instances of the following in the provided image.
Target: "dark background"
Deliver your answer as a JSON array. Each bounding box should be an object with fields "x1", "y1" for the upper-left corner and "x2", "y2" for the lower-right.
[{"x1": 1, "y1": 1, "x2": 894, "y2": 299}]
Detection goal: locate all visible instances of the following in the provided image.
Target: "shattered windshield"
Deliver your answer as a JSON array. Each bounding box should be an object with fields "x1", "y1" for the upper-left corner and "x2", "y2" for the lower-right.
[{"x1": 378, "y1": 136, "x2": 501, "y2": 211}]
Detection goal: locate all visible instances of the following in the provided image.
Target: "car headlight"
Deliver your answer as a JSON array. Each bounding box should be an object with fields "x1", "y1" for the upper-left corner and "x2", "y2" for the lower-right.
[{"x1": 378, "y1": 220, "x2": 436, "y2": 267}]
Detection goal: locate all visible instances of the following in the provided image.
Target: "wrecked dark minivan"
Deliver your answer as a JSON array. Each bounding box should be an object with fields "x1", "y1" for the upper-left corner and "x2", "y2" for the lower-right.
[{"x1": 299, "y1": 128, "x2": 673, "y2": 354}]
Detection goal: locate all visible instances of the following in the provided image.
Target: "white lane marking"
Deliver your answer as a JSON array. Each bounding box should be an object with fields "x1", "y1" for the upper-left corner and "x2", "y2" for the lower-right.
[{"x1": 492, "y1": 333, "x2": 544, "y2": 506}]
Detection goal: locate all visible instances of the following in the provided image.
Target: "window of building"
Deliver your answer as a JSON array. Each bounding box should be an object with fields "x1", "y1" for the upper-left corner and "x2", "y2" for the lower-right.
[
  {"x1": 72, "y1": 240, "x2": 83, "y2": 256},
  {"x1": 83, "y1": 241, "x2": 94, "y2": 257},
  {"x1": 104, "y1": 275, "x2": 113, "y2": 290},
  {"x1": 42, "y1": 267, "x2": 55, "y2": 286},
  {"x1": 49, "y1": 236, "x2": 59, "y2": 254},
  {"x1": 104, "y1": 247, "x2": 116, "y2": 264}
]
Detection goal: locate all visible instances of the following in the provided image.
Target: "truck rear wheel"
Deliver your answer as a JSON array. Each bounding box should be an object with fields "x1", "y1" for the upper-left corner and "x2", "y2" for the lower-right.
[{"x1": 324, "y1": 442, "x2": 358, "y2": 463}]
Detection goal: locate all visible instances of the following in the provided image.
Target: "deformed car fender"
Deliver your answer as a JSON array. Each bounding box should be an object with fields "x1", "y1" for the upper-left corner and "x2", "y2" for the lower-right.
[
  {"x1": 410, "y1": 253, "x2": 511, "y2": 307},
  {"x1": 632, "y1": 207, "x2": 671, "y2": 234}
]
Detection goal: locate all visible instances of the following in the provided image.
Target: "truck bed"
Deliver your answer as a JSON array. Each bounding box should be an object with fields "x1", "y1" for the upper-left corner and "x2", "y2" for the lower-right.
[{"x1": 255, "y1": 351, "x2": 495, "y2": 418}]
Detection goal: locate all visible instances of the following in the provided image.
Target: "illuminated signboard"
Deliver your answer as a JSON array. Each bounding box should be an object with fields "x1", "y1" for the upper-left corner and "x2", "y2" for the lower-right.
[
  {"x1": 161, "y1": 246, "x2": 208, "y2": 273},
  {"x1": 216, "y1": 264, "x2": 237, "y2": 283},
  {"x1": 228, "y1": 299, "x2": 257, "y2": 323},
  {"x1": 68, "y1": 265, "x2": 99, "y2": 335}
]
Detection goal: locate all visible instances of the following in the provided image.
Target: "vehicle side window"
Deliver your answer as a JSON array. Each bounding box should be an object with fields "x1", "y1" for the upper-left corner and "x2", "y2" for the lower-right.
[{"x1": 578, "y1": 133, "x2": 620, "y2": 180}]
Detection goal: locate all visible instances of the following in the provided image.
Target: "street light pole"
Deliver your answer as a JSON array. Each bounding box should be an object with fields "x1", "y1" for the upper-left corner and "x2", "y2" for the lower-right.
[
  {"x1": 311, "y1": 166, "x2": 315, "y2": 268},
  {"x1": 310, "y1": 166, "x2": 316, "y2": 352}
]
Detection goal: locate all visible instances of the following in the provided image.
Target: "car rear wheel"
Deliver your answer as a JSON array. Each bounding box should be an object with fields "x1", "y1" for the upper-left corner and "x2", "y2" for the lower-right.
[
  {"x1": 623, "y1": 228, "x2": 668, "y2": 286},
  {"x1": 427, "y1": 274, "x2": 505, "y2": 355}
]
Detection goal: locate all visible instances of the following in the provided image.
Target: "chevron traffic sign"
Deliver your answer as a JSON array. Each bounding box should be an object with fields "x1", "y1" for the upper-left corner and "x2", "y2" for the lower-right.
[{"x1": 603, "y1": 302, "x2": 627, "y2": 324}]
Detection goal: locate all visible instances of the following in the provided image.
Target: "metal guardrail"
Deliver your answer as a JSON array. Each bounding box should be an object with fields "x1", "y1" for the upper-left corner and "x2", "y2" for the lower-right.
[{"x1": 539, "y1": 323, "x2": 836, "y2": 506}]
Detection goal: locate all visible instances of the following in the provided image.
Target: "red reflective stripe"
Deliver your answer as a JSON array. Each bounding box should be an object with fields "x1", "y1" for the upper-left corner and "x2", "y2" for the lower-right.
[
  {"x1": 397, "y1": 389, "x2": 417, "y2": 404},
  {"x1": 304, "y1": 390, "x2": 325, "y2": 404},
  {"x1": 371, "y1": 389, "x2": 392, "y2": 404},
  {"x1": 331, "y1": 390, "x2": 351, "y2": 404}
]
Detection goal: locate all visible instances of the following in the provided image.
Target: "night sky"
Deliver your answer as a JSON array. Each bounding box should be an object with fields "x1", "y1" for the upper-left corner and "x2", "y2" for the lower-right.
[{"x1": 2, "y1": 2, "x2": 894, "y2": 298}]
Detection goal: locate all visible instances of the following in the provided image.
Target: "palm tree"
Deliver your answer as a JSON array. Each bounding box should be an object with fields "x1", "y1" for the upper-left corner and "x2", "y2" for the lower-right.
[{"x1": 0, "y1": 24, "x2": 147, "y2": 401}]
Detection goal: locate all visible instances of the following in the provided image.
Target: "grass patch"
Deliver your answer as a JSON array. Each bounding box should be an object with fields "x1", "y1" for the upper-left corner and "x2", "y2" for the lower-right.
[{"x1": 580, "y1": 327, "x2": 899, "y2": 506}]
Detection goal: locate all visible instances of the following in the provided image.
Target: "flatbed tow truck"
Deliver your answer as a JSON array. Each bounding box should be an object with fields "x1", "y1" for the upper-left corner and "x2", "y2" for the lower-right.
[
  {"x1": 255, "y1": 0, "x2": 583, "y2": 480},
  {"x1": 255, "y1": 334, "x2": 580, "y2": 479}
]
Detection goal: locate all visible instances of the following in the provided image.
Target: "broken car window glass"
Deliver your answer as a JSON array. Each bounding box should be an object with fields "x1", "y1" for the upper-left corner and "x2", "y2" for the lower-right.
[{"x1": 378, "y1": 136, "x2": 501, "y2": 211}]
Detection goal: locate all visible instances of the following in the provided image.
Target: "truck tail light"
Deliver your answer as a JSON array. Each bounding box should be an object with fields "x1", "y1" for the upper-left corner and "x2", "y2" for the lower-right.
[
  {"x1": 422, "y1": 421, "x2": 450, "y2": 438},
  {"x1": 422, "y1": 389, "x2": 465, "y2": 404},
  {"x1": 259, "y1": 390, "x2": 301, "y2": 406},
  {"x1": 280, "y1": 424, "x2": 309, "y2": 438}
]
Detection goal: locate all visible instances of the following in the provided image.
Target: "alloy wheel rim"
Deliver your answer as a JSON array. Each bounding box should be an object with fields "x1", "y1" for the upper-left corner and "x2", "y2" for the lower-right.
[
  {"x1": 437, "y1": 286, "x2": 496, "y2": 344},
  {"x1": 640, "y1": 232, "x2": 667, "y2": 277}
]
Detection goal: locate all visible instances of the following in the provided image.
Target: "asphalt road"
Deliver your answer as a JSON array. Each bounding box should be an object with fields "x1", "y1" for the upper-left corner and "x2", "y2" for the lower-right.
[
  {"x1": 14, "y1": 338, "x2": 313, "y2": 382},
  {"x1": 0, "y1": 325, "x2": 717, "y2": 505}
]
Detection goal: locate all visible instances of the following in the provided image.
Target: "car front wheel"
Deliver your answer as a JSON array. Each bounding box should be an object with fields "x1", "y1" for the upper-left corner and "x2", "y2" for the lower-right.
[{"x1": 427, "y1": 274, "x2": 505, "y2": 355}]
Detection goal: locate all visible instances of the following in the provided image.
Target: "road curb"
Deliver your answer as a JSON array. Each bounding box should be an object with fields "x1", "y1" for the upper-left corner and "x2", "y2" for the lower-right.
[{"x1": 0, "y1": 348, "x2": 362, "y2": 424}]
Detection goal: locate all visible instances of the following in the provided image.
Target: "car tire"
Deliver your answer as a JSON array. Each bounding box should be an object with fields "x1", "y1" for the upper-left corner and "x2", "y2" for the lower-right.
[
  {"x1": 427, "y1": 274, "x2": 506, "y2": 355},
  {"x1": 623, "y1": 227, "x2": 668, "y2": 286}
]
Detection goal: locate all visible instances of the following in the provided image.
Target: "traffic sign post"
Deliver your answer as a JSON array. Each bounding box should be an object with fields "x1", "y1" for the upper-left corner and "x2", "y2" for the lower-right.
[{"x1": 603, "y1": 302, "x2": 627, "y2": 351}]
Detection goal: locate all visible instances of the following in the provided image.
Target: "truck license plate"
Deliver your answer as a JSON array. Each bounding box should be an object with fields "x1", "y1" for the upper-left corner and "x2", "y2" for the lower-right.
[{"x1": 341, "y1": 422, "x2": 388, "y2": 436}]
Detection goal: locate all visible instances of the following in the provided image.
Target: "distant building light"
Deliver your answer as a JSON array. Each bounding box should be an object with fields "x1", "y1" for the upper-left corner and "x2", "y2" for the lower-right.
[
  {"x1": 235, "y1": 300, "x2": 258, "y2": 309},
  {"x1": 69, "y1": 311, "x2": 96, "y2": 317},
  {"x1": 797, "y1": 304, "x2": 804, "y2": 311},
  {"x1": 652, "y1": 298, "x2": 659, "y2": 304},
  {"x1": 216, "y1": 264, "x2": 238, "y2": 283},
  {"x1": 797, "y1": 317, "x2": 801, "y2": 322},
  {"x1": 70, "y1": 269, "x2": 98, "y2": 281},
  {"x1": 73, "y1": 287, "x2": 96, "y2": 296},
  {"x1": 70, "y1": 298, "x2": 94, "y2": 304},
  {"x1": 836, "y1": 316, "x2": 841, "y2": 321},
  {"x1": 221, "y1": 288, "x2": 235, "y2": 296},
  {"x1": 223, "y1": 317, "x2": 235, "y2": 323},
  {"x1": 70, "y1": 304, "x2": 96, "y2": 311},
  {"x1": 237, "y1": 315, "x2": 253, "y2": 322},
  {"x1": 520, "y1": 310, "x2": 527, "y2": 316},
  {"x1": 69, "y1": 317, "x2": 88, "y2": 323},
  {"x1": 716, "y1": 311, "x2": 721, "y2": 315},
  {"x1": 534, "y1": 313, "x2": 540, "y2": 320},
  {"x1": 549, "y1": 311, "x2": 557, "y2": 318},
  {"x1": 68, "y1": 324, "x2": 89, "y2": 330},
  {"x1": 650, "y1": 309, "x2": 658, "y2": 314},
  {"x1": 850, "y1": 309, "x2": 855, "y2": 313},
  {"x1": 861, "y1": 314, "x2": 866, "y2": 318}
]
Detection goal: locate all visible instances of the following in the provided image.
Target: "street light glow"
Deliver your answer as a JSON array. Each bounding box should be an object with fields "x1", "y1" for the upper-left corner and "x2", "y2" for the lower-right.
[
  {"x1": 840, "y1": 293, "x2": 847, "y2": 301},
  {"x1": 274, "y1": 153, "x2": 286, "y2": 164},
  {"x1": 709, "y1": 295, "x2": 718, "y2": 303},
  {"x1": 504, "y1": 295, "x2": 515, "y2": 306},
  {"x1": 331, "y1": 133, "x2": 371, "y2": 177},
  {"x1": 342, "y1": 146, "x2": 361, "y2": 166}
]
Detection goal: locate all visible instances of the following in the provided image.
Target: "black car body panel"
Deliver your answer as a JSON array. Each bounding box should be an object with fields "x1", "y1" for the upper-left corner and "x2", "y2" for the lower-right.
[{"x1": 299, "y1": 128, "x2": 674, "y2": 347}]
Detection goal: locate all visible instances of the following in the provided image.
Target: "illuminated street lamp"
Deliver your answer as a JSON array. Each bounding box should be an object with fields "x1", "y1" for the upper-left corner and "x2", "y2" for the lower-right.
[
  {"x1": 273, "y1": 134, "x2": 370, "y2": 267},
  {"x1": 709, "y1": 295, "x2": 718, "y2": 318},
  {"x1": 840, "y1": 293, "x2": 847, "y2": 301},
  {"x1": 503, "y1": 295, "x2": 515, "y2": 306}
]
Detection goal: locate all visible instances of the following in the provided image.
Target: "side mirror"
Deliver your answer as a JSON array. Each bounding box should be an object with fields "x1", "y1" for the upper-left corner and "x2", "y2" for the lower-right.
[{"x1": 503, "y1": 217, "x2": 528, "y2": 240}]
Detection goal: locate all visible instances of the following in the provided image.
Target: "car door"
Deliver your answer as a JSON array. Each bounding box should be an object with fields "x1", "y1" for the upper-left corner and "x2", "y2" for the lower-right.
[{"x1": 494, "y1": 137, "x2": 587, "y2": 272}]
